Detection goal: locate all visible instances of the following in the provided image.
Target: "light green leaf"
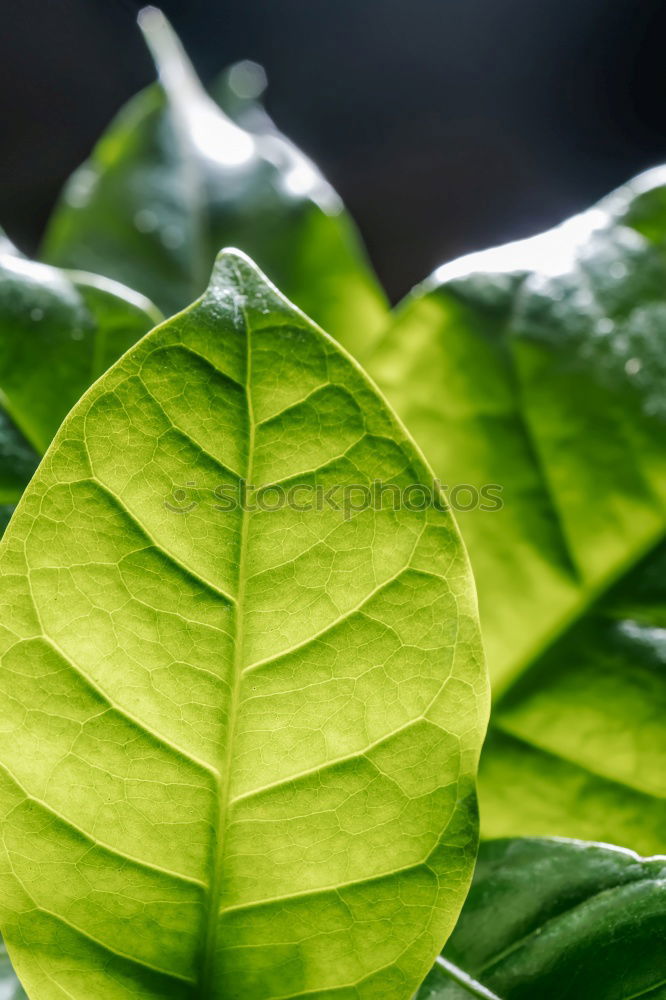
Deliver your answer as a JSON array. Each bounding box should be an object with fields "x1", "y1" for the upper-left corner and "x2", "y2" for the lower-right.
[
  {"x1": 418, "y1": 838, "x2": 666, "y2": 1000},
  {"x1": 368, "y1": 167, "x2": 666, "y2": 853},
  {"x1": 0, "y1": 250, "x2": 487, "y2": 999},
  {"x1": 0, "y1": 251, "x2": 160, "y2": 533},
  {"x1": 0, "y1": 938, "x2": 26, "y2": 1000},
  {"x1": 42, "y1": 10, "x2": 388, "y2": 355}
]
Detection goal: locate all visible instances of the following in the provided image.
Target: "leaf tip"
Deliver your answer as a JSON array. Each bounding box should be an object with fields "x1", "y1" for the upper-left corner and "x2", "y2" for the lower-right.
[
  {"x1": 137, "y1": 5, "x2": 165, "y2": 34},
  {"x1": 209, "y1": 247, "x2": 265, "y2": 291},
  {"x1": 205, "y1": 248, "x2": 296, "y2": 319},
  {"x1": 137, "y1": 5, "x2": 194, "y2": 94}
]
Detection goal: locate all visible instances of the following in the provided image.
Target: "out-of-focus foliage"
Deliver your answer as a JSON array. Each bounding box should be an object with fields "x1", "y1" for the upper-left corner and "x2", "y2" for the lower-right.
[
  {"x1": 0, "y1": 937, "x2": 26, "y2": 1000},
  {"x1": 42, "y1": 10, "x2": 388, "y2": 354},
  {"x1": 369, "y1": 168, "x2": 666, "y2": 853},
  {"x1": 0, "y1": 247, "x2": 159, "y2": 534}
]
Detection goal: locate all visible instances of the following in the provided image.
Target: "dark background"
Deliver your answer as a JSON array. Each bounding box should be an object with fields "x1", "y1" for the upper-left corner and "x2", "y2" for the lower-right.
[{"x1": 2, "y1": 0, "x2": 666, "y2": 301}]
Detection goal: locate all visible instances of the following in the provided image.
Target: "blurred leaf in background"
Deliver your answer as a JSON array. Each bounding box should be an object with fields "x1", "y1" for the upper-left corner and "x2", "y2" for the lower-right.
[
  {"x1": 369, "y1": 168, "x2": 666, "y2": 853},
  {"x1": 0, "y1": 245, "x2": 159, "y2": 533},
  {"x1": 419, "y1": 838, "x2": 666, "y2": 1000},
  {"x1": 42, "y1": 10, "x2": 388, "y2": 355},
  {"x1": 0, "y1": 937, "x2": 26, "y2": 1000}
]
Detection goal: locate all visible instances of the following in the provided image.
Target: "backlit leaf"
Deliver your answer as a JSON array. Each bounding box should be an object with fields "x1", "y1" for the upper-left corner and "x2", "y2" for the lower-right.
[
  {"x1": 0, "y1": 250, "x2": 487, "y2": 999},
  {"x1": 369, "y1": 168, "x2": 666, "y2": 853}
]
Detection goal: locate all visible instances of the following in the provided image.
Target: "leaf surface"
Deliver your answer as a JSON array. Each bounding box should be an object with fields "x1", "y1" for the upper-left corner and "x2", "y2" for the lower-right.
[
  {"x1": 0, "y1": 250, "x2": 160, "y2": 533},
  {"x1": 418, "y1": 838, "x2": 666, "y2": 1000},
  {"x1": 42, "y1": 11, "x2": 388, "y2": 354},
  {"x1": 0, "y1": 250, "x2": 487, "y2": 999},
  {"x1": 368, "y1": 168, "x2": 666, "y2": 852}
]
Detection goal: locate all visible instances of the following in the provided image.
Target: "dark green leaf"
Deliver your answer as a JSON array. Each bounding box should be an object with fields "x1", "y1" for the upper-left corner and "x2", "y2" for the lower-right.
[
  {"x1": 0, "y1": 251, "x2": 160, "y2": 534},
  {"x1": 418, "y1": 838, "x2": 666, "y2": 1000},
  {"x1": 368, "y1": 168, "x2": 666, "y2": 852},
  {"x1": 42, "y1": 10, "x2": 388, "y2": 354},
  {"x1": 0, "y1": 408, "x2": 39, "y2": 530}
]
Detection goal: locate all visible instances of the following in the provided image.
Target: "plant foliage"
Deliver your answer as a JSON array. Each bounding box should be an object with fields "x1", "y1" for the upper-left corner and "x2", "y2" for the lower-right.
[
  {"x1": 42, "y1": 10, "x2": 388, "y2": 354},
  {"x1": 0, "y1": 243, "x2": 159, "y2": 534},
  {"x1": 0, "y1": 9, "x2": 664, "y2": 998},
  {"x1": 0, "y1": 251, "x2": 487, "y2": 999},
  {"x1": 369, "y1": 171, "x2": 666, "y2": 853},
  {"x1": 419, "y1": 838, "x2": 666, "y2": 999}
]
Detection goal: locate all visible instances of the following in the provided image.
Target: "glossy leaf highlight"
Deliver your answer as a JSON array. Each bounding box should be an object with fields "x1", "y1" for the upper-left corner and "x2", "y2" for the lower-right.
[
  {"x1": 419, "y1": 838, "x2": 666, "y2": 999},
  {"x1": 42, "y1": 10, "x2": 388, "y2": 354}
]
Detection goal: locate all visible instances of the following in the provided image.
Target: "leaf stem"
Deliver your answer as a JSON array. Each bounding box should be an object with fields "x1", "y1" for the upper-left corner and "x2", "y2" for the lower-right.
[{"x1": 435, "y1": 956, "x2": 503, "y2": 1000}]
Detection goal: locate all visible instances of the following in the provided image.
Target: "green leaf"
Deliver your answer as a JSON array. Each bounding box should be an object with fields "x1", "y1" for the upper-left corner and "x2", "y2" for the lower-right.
[
  {"x1": 418, "y1": 838, "x2": 666, "y2": 1000},
  {"x1": 42, "y1": 10, "x2": 388, "y2": 355},
  {"x1": 0, "y1": 409, "x2": 39, "y2": 534},
  {"x1": 0, "y1": 250, "x2": 487, "y2": 999},
  {"x1": 368, "y1": 167, "x2": 666, "y2": 853},
  {"x1": 0, "y1": 938, "x2": 27, "y2": 1000},
  {"x1": 0, "y1": 251, "x2": 160, "y2": 534}
]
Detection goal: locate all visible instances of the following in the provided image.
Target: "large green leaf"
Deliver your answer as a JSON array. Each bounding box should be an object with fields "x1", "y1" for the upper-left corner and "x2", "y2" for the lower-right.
[
  {"x1": 0, "y1": 250, "x2": 487, "y2": 999},
  {"x1": 42, "y1": 10, "x2": 388, "y2": 354},
  {"x1": 368, "y1": 167, "x2": 666, "y2": 853},
  {"x1": 0, "y1": 250, "x2": 160, "y2": 534},
  {"x1": 418, "y1": 838, "x2": 666, "y2": 999}
]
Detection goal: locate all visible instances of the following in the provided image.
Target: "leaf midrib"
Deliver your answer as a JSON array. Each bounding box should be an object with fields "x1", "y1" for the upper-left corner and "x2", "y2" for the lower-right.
[
  {"x1": 492, "y1": 273, "x2": 666, "y2": 700},
  {"x1": 140, "y1": 12, "x2": 216, "y2": 303},
  {"x1": 491, "y1": 727, "x2": 660, "y2": 799},
  {"x1": 476, "y1": 874, "x2": 662, "y2": 976},
  {"x1": 495, "y1": 519, "x2": 665, "y2": 704},
  {"x1": 491, "y1": 523, "x2": 666, "y2": 795},
  {"x1": 199, "y1": 278, "x2": 253, "y2": 996}
]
